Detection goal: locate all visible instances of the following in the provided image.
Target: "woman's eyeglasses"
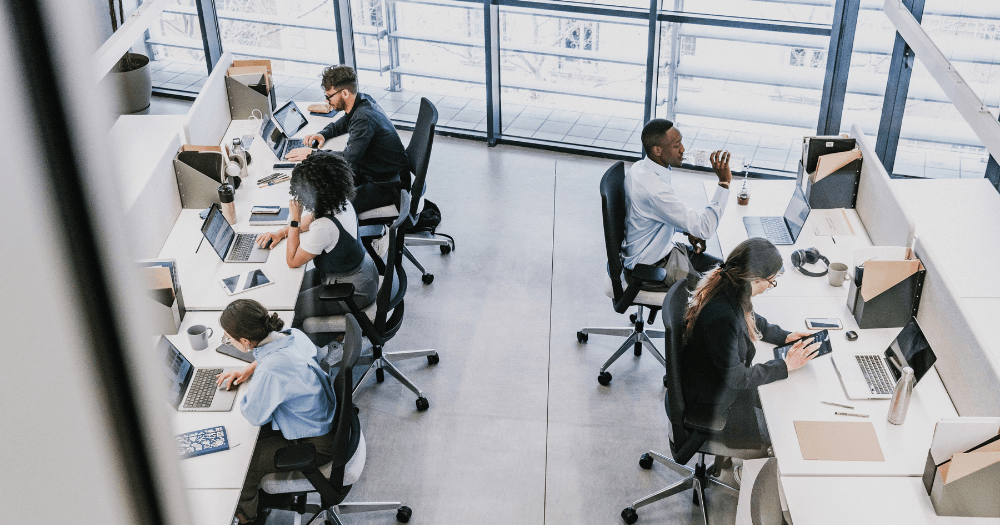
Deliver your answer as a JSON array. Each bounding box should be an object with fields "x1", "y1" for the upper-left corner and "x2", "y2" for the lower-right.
[{"x1": 766, "y1": 277, "x2": 778, "y2": 289}]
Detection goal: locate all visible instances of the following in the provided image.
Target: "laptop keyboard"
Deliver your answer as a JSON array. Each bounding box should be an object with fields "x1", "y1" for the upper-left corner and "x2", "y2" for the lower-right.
[
  {"x1": 229, "y1": 233, "x2": 257, "y2": 262},
  {"x1": 761, "y1": 216, "x2": 792, "y2": 244},
  {"x1": 856, "y1": 355, "x2": 895, "y2": 395},
  {"x1": 287, "y1": 139, "x2": 304, "y2": 150},
  {"x1": 183, "y1": 368, "x2": 223, "y2": 409}
]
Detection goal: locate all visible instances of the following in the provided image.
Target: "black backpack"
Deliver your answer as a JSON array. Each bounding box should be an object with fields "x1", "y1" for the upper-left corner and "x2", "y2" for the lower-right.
[{"x1": 409, "y1": 199, "x2": 455, "y2": 247}]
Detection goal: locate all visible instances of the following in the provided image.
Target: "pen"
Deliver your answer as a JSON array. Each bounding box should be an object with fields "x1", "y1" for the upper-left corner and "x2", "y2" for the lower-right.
[
  {"x1": 821, "y1": 401, "x2": 854, "y2": 410},
  {"x1": 835, "y1": 411, "x2": 869, "y2": 418}
]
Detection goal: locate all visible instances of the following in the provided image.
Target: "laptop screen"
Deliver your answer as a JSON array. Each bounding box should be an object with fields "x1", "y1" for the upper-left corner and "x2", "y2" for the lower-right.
[
  {"x1": 782, "y1": 185, "x2": 811, "y2": 242},
  {"x1": 885, "y1": 317, "x2": 937, "y2": 384},
  {"x1": 158, "y1": 336, "x2": 194, "y2": 409},
  {"x1": 201, "y1": 204, "x2": 235, "y2": 261},
  {"x1": 273, "y1": 101, "x2": 308, "y2": 137},
  {"x1": 261, "y1": 116, "x2": 286, "y2": 158}
]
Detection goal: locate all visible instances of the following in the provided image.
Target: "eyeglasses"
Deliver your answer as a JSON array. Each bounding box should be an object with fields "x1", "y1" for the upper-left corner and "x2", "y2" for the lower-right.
[
  {"x1": 222, "y1": 333, "x2": 233, "y2": 346},
  {"x1": 766, "y1": 277, "x2": 778, "y2": 289},
  {"x1": 324, "y1": 89, "x2": 344, "y2": 102}
]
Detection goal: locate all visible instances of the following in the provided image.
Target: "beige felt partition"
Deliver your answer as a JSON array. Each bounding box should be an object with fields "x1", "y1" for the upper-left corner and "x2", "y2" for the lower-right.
[
  {"x1": 183, "y1": 51, "x2": 234, "y2": 146},
  {"x1": 912, "y1": 237, "x2": 1000, "y2": 416},
  {"x1": 851, "y1": 124, "x2": 916, "y2": 248}
]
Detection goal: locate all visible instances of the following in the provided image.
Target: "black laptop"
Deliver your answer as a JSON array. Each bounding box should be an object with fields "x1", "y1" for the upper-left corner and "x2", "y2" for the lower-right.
[{"x1": 262, "y1": 102, "x2": 310, "y2": 160}]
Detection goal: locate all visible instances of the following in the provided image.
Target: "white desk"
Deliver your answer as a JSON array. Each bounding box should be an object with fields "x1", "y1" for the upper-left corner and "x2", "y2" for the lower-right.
[
  {"x1": 705, "y1": 180, "x2": 872, "y2": 298},
  {"x1": 170, "y1": 312, "x2": 292, "y2": 525},
  {"x1": 892, "y1": 178, "x2": 1000, "y2": 299},
  {"x1": 753, "y1": 295, "x2": 958, "y2": 477},
  {"x1": 781, "y1": 477, "x2": 1000, "y2": 524},
  {"x1": 156, "y1": 106, "x2": 346, "y2": 311}
]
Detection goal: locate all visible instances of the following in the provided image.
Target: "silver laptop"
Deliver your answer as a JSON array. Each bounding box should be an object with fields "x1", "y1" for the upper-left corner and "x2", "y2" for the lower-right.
[
  {"x1": 743, "y1": 185, "x2": 811, "y2": 245},
  {"x1": 262, "y1": 102, "x2": 310, "y2": 160},
  {"x1": 200, "y1": 203, "x2": 269, "y2": 263},
  {"x1": 159, "y1": 336, "x2": 243, "y2": 412},
  {"x1": 832, "y1": 317, "x2": 938, "y2": 400}
]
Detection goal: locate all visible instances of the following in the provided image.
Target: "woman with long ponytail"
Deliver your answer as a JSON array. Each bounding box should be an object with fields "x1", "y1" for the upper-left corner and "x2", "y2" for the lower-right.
[
  {"x1": 215, "y1": 299, "x2": 336, "y2": 525},
  {"x1": 681, "y1": 238, "x2": 819, "y2": 451}
]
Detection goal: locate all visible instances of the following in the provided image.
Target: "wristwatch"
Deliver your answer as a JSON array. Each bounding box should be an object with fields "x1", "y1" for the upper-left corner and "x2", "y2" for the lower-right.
[{"x1": 289, "y1": 220, "x2": 299, "y2": 228}]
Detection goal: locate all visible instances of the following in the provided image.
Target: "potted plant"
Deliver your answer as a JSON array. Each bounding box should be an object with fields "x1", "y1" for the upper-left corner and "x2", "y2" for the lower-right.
[{"x1": 106, "y1": 0, "x2": 152, "y2": 113}]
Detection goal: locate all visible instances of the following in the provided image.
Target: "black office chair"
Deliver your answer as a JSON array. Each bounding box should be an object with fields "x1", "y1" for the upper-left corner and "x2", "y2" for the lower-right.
[
  {"x1": 621, "y1": 280, "x2": 768, "y2": 525},
  {"x1": 357, "y1": 98, "x2": 454, "y2": 284},
  {"x1": 258, "y1": 313, "x2": 412, "y2": 525},
  {"x1": 295, "y1": 191, "x2": 439, "y2": 411},
  {"x1": 401, "y1": 98, "x2": 455, "y2": 285},
  {"x1": 577, "y1": 161, "x2": 669, "y2": 386}
]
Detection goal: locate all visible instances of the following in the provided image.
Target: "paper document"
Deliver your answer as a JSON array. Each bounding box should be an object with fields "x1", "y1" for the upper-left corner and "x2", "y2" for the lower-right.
[
  {"x1": 794, "y1": 420, "x2": 885, "y2": 461},
  {"x1": 811, "y1": 149, "x2": 862, "y2": 183},
  {"x1": 852, "y1": 246, "x2": 910, "y2": 269},
  {"x1": 810, "y1": 208, "x2": 855, "y2": 236}
]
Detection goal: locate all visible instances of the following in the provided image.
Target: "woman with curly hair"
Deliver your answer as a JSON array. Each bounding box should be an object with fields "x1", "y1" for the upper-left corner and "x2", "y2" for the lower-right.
[{"x1": 255, "y1": 151, "x2": 378, "y2": 313}]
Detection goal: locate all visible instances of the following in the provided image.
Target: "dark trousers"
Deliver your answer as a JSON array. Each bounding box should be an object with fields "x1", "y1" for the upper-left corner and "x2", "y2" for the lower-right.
[
  {"x1": 626, "y1": 244, "x2": 723, "y2": 292},
  {"x1": 353, "y1": 182, "x2": 401, "y2": 215},
  {"x1": 718, "y1": 391, "x2": 771, "y2": 450},
  {"x1": 238, "y1": 425, "x2": 336, "y2": 521}
]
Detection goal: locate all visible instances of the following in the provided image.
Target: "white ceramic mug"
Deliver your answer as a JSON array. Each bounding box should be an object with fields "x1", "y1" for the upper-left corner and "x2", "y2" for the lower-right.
[
  {"x1": 828, "y1": 262, "x2": 851, "y2": 287},
  {"x1": 187, "y1": 324, "x2": 214, "y2": 350}
]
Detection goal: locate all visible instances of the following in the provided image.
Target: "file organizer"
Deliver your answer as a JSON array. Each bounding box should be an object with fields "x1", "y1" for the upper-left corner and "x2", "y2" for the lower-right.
[
  {"x1": 225, "y1": 59, "x2": 276, "y2": 120},
  {"x1": 173, "y1": 145, "x2": 226, "y2": 209}
]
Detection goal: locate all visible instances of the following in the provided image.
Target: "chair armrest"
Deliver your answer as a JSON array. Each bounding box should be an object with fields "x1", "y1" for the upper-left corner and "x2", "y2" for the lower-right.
[
  {"x1": 629, "y1": 263, "x2": 667, "y2": 284},
  {"x1": 319, "y1": 283, "x2": 355, "y2": 302},
  {"x1": 684, "y1": 405, "x2": 728, "y2": 434},
  {"x1": 274, "y1": 443, "x2": 317, "y2": 472},
  {"x1": 358, "y1": 224, "x2": 387, "y2": 239}
]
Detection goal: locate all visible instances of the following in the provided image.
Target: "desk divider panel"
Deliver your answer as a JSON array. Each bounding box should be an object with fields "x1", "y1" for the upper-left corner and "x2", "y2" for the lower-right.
[
  {"x1": 184, "y1": 51, "x2": 233, "y2": 147},
  {"x1": 912, "y1": 237, "x2": 1000, "y2": 416},
  {"x1": 851, "y1": 124, "x2": 916, "y2": 248},
  {"x1": 127, "y1": 130, "x2": 184, "y2": 259}
]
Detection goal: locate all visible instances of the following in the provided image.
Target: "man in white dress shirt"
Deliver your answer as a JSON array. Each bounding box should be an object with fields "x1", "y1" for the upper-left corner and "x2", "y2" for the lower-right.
[{"x1": 622, "y1": 119, "x2": 733, "y2": 291}]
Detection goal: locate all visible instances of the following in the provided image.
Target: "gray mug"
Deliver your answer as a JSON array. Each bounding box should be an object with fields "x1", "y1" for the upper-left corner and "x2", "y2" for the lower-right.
[
  {"x1": 828, "y1": 262, "x2": 851, "y2": 287},
  {"x1": 187, "y1": 324, "x2": 214, "y2": 350}
]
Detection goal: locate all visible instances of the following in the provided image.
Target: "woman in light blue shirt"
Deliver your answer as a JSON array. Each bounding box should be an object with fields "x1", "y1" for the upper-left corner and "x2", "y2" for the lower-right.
[{"x1": 216, "y1": 299, "x2": 336, "y2": 525}]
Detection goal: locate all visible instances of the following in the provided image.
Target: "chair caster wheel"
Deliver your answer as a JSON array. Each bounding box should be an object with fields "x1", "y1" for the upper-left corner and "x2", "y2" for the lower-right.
[
  {"x1": 421, "y1": 273, "x2": 434, "y2": 284},
  {"x1": 639, "y1": 453, "x2": 654, "y2": 470},
  {"x1": 621, "y1": 507, "x2": 638, "y2": 524},
  {"x1": 634, "y1": 342, "x2": 642, "y2": 356},
  {"x1": 663, "y1": 375, "x2": 668, "y2": 388},
  {"x1": 577, "y1": 331, "x2": 588, "y2": 343},
  {"x1": 376, "y1": 368, "x2": 385, "y2": 383},
  {"x1": 629, "y1": 313, "x2": 638, "y2": 323},
  {"x1": 427, "y1": 353, "x2": 440, "y2": 365},
  {"x1": 396, "y1": 506, "x2": 412, "y2": 523},
  {"x1": 415, "y1": 397, "x2": 429, "y2": 411},
  {"x1": 598, "y1": 371, "x2": 612, "y2": 386},
  {"x1": 440, "y1": 244, "x2": 451, "y2": 254}
]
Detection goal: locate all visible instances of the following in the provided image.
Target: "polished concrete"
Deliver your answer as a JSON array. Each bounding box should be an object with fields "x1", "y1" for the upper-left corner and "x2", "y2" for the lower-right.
[{"x1": 146, "y1": 97, "x2": 740, "y2": 524}]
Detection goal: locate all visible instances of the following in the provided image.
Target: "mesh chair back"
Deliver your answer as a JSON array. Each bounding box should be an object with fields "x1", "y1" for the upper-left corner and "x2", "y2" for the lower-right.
[
  {"x1": 373, "y1": 190, "x2": 411, "y2": 339},
  {"x1": 662, "y1": 280, "x2": 692, "y2": 452},
  {"x1": 406, "y1": 98, "x2": 438, "y2": 220},
  {"x1": 330, "y1": 313, "x2": 363, "y2": 461},
  {"x1": 599, "y1": 161, "x2": 627, "y2": 302}
]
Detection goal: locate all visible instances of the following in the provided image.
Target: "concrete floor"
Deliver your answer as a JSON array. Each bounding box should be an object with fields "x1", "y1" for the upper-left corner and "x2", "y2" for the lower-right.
[{"x1": 148, "y1": 96, "x2": 740, "y2": 525}]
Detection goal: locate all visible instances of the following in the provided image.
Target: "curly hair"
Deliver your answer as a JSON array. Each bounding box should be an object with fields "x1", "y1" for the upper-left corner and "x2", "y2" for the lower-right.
[
  {"x1": 320, "y1": 64, "x2": 358, "y2": 94},
  {"x1": 289, "y1": 151, "x2": 356, "y2": 219}
]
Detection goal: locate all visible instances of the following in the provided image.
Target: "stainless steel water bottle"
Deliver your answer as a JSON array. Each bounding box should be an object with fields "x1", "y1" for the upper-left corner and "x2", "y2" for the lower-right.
[
  {"x1": 887, "y1": 367, "x2": 914, "y2": 425},
  {"x1": 218, "y1": 184, "x2": 236, "y2": 225}
]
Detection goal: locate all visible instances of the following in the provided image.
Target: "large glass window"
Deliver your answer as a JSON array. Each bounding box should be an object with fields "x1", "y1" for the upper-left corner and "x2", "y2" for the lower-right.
[
  {"x1": 144, "y1": 0, "x2": 210, "y2": 94},
  {"x1": 351, "y1": 0, "x2": 486, "y2": 129},
  {"x1": 498, "y1": 9, "x2": 648, "y2": 152},
  {"x1": 662, "y1": 0, "x2": 835, "y2": 25},
  {"x1": 657, "y1": 23, "x2": 830, "y2": 172},
  {"x1": 839, "y1": 7, "x2": 894, "y2": 140}
]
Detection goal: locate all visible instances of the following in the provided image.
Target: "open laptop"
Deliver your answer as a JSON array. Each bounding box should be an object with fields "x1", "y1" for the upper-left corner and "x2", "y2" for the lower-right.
[
  {"x1": 159, "y1": 336, "x2": 242, "y2": 412},
  {"x1": 200, "y1": 203, "x2": 269, "y2": 263},
  {"x1": 262, "y1": 102, "x2": 310, "y2": 160},
  {"x1": 832, "y1": 317, "x2": 938, "y2": 400},
  {"x1": 743, "y1": 185, "x2": 811, "y2": 245}
]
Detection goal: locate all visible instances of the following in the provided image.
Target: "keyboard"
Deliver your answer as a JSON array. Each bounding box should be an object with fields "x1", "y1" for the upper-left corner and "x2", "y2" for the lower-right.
[
  {"x1": 761, "y1": 217, "x2": 792, "y2": 244},
  {"x1": 183, "y1": 368, "x2": 223, "y2": 409},
  {"x1": 287, "y1": 139, "x2": 305, "y2": 150},
  {"x1": 856, "y1": 355, "x2": 895, "y2": 395},
  {"x1": 228, "y1": 233, "x2": 257, "y2": 262}
]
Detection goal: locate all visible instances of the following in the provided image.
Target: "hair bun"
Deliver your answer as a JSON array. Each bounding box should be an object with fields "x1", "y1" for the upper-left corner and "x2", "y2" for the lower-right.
[{"x1": 265, "y1": 313, "x2": 285, "y2": 333}]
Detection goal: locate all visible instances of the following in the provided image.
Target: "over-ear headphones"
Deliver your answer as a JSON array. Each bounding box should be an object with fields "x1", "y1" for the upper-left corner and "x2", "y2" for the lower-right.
[{"x1": 791, "y1": 247, "x2": 829, "y2": 277}]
